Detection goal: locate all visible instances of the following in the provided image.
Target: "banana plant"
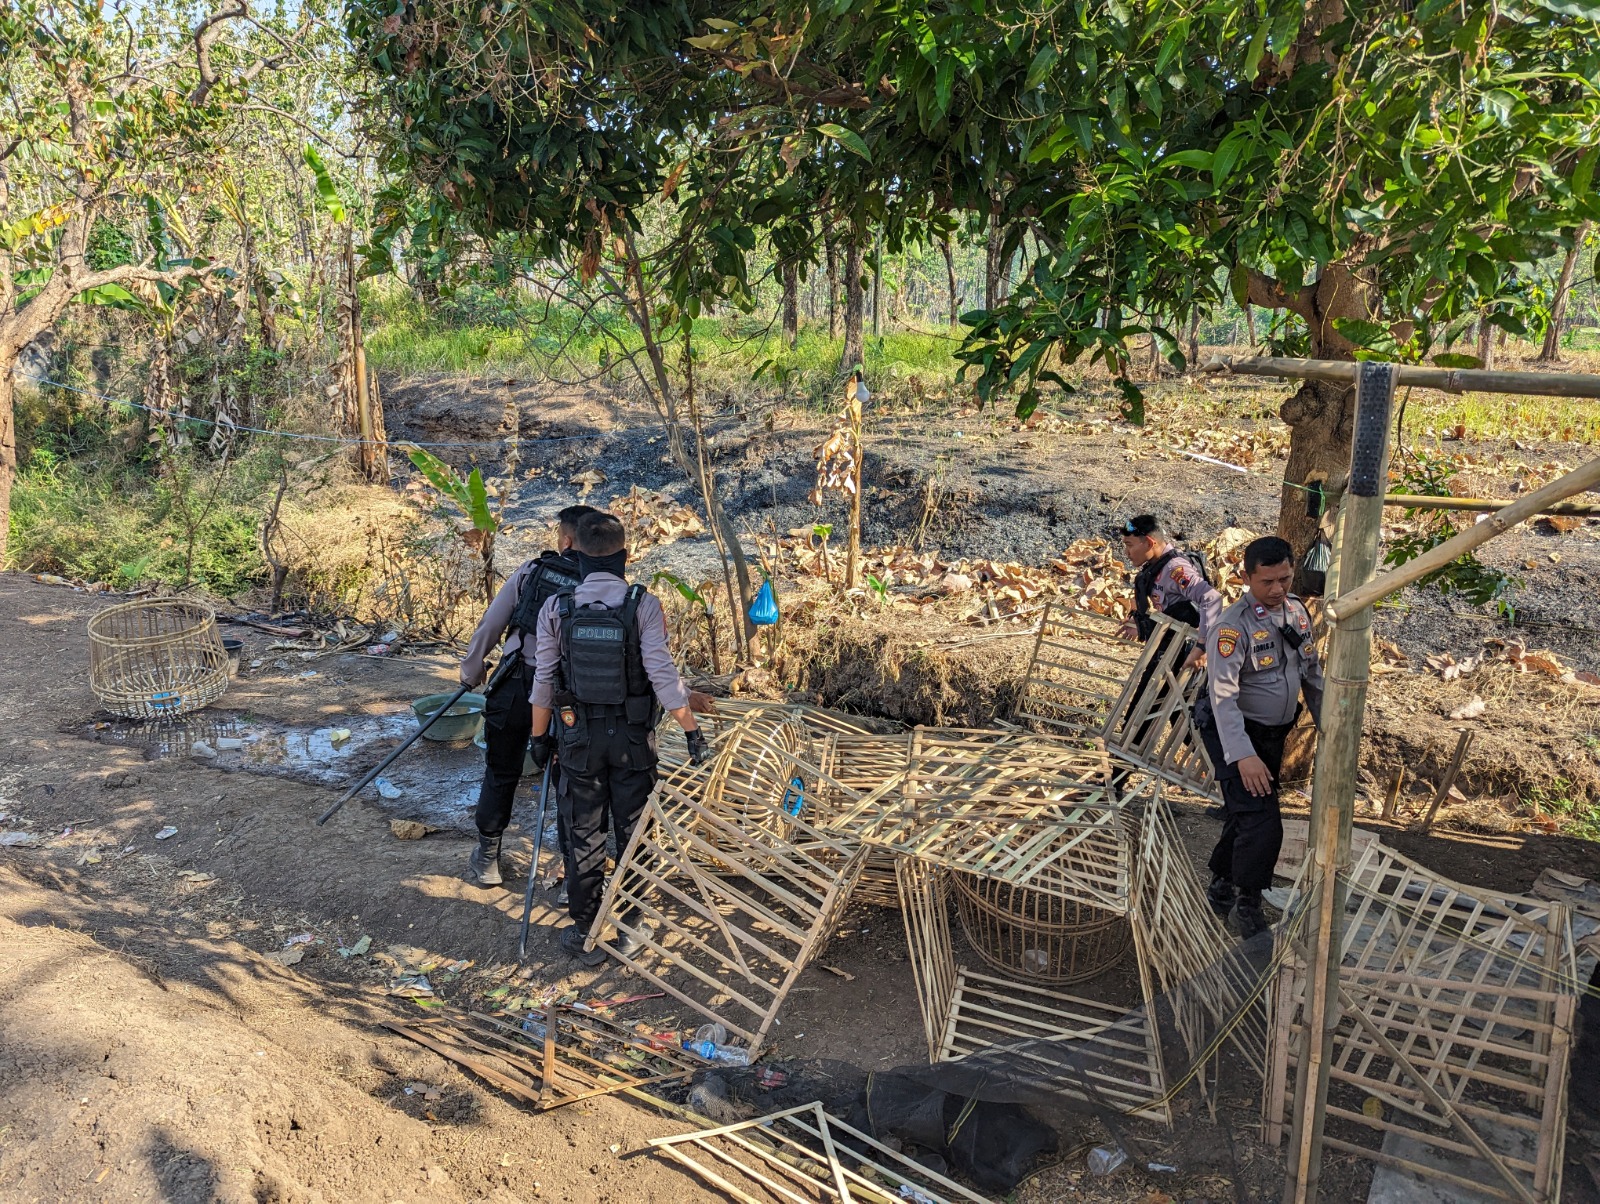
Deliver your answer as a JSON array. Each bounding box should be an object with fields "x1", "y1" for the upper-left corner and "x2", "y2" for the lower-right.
[{"x1": 406, "y1": 446, "x2": 501, "y2": 603}]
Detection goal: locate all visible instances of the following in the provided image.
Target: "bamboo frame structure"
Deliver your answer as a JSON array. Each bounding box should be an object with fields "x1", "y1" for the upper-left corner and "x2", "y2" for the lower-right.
[
  {"x1": 381, "y1": 1005, "x2": 703, "y2": 1111},
  {"x1": 648, "y1": 1101, "x2": 992, "y2": 1204},
  {"x1": 827, "y1": 730, "x2": 1141, "y2": 909},
  {"x1": 587, "y1": 776, "x2": 867, "y2": 1053},
  {"x1": 1264, "y1": 839, "x2": 1577, "y2": 1203},
  {"x1": 1017, "y1": 606, "x2": 1217, "y2": 798},
  {"x1": 895, "y1": 854, "x2": 1169, "y2": 1124},
  {"x1": 87, "y1": 599, "x2": 230, "y2": 719}
]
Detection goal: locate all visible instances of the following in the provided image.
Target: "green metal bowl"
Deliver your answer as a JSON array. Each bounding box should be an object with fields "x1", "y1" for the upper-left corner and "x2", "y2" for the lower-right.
[{"x1": 411, "y1": 692, "x2": 486, "y2": 742}]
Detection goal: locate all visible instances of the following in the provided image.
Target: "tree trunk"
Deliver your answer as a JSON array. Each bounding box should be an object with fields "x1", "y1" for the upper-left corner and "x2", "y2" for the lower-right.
[
  {"x1": 0, "y1": 367, "x2": 13, "y2": 566},
  {"x1": 871, "y1": 232, "x2": 883, "y2": 337},
  {"x1": 841, "y1": 238, "x2": 865, "y2": 373},
  {"x1": 1186, "y1": 310, "x2": 1202, "y2": 372},
  {"x1": 1539, "y1": 228, "x2": 1587, "y2": 361},
  {"x1": 780, "y1": 260, "x2": 799, "y2": 348},
  {"x1": 941, "y1": 236, "x2": 959, "y2": 329},
  {"x1": 984, "y1": 232, "x2": 1005, "y2": 311},
  {"x1": 1245, "y1": 303, "x2": 1257, "y2": 350},
  {"x1": 825, "y1": 235, "x2": 839, "y2": 340},
  {"x1": 1260, "y1": 262, "x2": 1375, "y2": 592},
  {"x1": 1477, "y1": 316, "x2": 1496, "y2": 372}
]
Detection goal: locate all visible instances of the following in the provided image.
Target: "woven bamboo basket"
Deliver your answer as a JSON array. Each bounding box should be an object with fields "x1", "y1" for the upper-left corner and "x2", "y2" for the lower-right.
[
  {"x1": 951, "y1": 870, "x2": 1129, "y2": 985},
  {"x1": 87, "y1": 599, "x2": 230, "y2": 719}
]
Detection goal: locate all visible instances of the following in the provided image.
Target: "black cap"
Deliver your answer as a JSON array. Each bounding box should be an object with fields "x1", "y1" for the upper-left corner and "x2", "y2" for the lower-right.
[{"x1": 1122, "y1": 514, "x2": 1160, "y2": 538}]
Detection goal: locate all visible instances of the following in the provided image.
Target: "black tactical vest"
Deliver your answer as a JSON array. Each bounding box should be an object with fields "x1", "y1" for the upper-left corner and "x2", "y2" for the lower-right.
[
  {"x1": 557, "y1": 585, "x2": 655, "y2": 725},
  {"x1": 1132, "y1": 547, "x2": 1212, "y2": 638},
  {"x1": 509, "y1": 551, "x2": 582, "y2": 637}
]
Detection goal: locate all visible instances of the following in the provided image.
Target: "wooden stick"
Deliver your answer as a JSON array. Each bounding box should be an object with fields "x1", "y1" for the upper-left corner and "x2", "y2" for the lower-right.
[
  {"x1": 1381, "y1": 767, "x2": 1405, "y2": 822},
  {"x1": 1415, "y1": 729, "x2": 1475, "y2": 834},
  {"x1": 1385, "y1": 493, "x2": 1600, "y2": 517},
  {"x1": 1203, "y1": 353, "x2": 1600, "y2": 398},
  {"x1": 1328, "y1": 453, "x2": 1600, "y2": 621}
]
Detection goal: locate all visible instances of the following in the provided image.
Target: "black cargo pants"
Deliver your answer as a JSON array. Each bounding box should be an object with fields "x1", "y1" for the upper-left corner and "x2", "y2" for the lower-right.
[
  {"x1": 555, "y1": 708, "x2": 658, "y2": 928},
  {"x1": 1194, "y1": 698, "x2": 1296, "y2": 897},
  {"x1": 474, "y1": 662, "x2": 534, "y2": 839}
]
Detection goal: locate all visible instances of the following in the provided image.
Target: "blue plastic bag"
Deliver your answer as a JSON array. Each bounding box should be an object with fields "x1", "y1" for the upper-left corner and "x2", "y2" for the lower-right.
[{"x1": 748, "y1": 579, "x2": 779, "y2": 626}]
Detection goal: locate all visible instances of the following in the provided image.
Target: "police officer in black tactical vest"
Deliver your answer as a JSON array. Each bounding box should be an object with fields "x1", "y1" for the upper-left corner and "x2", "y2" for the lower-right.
[
  {"x1": 458, "y1": 504, "x2": 595, "y2": 887},
  {"x1": 528, "y1": 510, "x2": 712, "y2": 964}
]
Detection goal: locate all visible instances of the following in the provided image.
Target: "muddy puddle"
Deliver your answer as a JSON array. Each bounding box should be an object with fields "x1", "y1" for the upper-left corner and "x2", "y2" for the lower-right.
[{"x1": 84, "y1": 709, "x2": 511, "y2": 833}]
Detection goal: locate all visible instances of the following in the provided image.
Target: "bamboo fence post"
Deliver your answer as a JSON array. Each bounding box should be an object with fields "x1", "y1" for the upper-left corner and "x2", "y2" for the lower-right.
[
  {"x1": 1414, "y1": 729, "x2": 1475, "y2": 835},
  {"x1": 1283, "y1": 361, "x2": 1397, "y2": 1204}
]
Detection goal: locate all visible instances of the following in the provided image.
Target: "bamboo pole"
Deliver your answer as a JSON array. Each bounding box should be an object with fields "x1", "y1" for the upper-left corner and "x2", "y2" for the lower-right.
[
  {"x1": 1329, "y1": 453, "x2": 1600, "y2": 621},
  {"x1": 1283, "y1": 361, "x2": 1397, "y2": 1204},
  {"x1": 1203, "y1": 354, "x2": 1600, "y2": 398},
  {"x1": 1414, "y1": 729, "x2": 1475, "y2": 835},
  {"x1": 845, "y1": 381, "x2": 864, "y2": 591},
  {"x1": 1385, "y1": 493, "x2": 1600, "y2": 517}
]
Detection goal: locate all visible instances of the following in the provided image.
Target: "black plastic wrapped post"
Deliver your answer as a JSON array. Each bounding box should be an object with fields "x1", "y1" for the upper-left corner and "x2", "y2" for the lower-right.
[{"x1": 1282, "y1": 361, "x2": 1396, "y2": 1204}]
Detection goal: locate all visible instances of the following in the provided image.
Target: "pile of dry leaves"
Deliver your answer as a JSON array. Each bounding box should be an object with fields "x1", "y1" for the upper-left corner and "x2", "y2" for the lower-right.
[{"x1": 606, "y1": 486, "x2": 705, "y2": 554}]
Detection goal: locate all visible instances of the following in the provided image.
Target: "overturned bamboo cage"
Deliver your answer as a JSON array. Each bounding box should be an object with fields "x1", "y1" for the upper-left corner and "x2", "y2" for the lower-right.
[{"x1": 87, "y1": 599, "x2": 230, "y2": 719}]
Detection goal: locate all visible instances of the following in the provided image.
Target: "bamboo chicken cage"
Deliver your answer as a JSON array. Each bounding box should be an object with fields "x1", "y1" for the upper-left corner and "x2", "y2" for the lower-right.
[
  {"x1": 87, "y1": 599, "x2": 230, "y2": 719},
  {"x1": 951, "y1": 870, "x2": 1130, "y2": 986}
]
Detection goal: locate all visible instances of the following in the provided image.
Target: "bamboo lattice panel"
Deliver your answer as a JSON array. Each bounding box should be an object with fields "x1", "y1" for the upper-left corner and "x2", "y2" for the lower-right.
[
  {"x1": 828, "y1": 730, "x2": 1140, "y2": 911},
  {"x1": 649, "y1": 1101, "x2": 992, "y2": 1204},
  {"x1": 589, "y1": 780, "x2": 865, "y2": 1054},
  {"x1": 1018, "y1": 605, "x2": 1217, "y2": 800},
  {"x1": 896, "y1": 855, "x2": 1169, "y2": 1124},
  {"x1": 1128, "y1": 795, "x2": 1268, "y2": 1083},
  {"x1": 382, "y1": 1005, "x2": 702, "y2": 1111},
  {"x1": 1263, "y1": 839, "x2": 1577, "y2": 1203}
]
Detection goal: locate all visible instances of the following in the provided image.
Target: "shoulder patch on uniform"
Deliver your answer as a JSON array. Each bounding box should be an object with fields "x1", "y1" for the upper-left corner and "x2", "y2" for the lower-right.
[
  {"x1": 1170, "y1": 562, "x2": 1192, "y2": 586},
  {"x1": 1216, "y1": 627, "x2": 1241, "y2": 658}
]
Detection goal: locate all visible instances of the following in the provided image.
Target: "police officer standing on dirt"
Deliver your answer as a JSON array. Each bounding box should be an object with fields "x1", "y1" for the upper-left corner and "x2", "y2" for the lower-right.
[
  {"x1": 528, "y1": 510, "x2": 712, "y2": 964},
  {"x1": 1194, "y1": 536, "x2": 1323, "y2": 939},
  {"x1": 458, "y1": 504, "x2": 595, "y2": 888},
  {"x1": 1117, "y1": 515, "x2": 1222, "y2": 665}
]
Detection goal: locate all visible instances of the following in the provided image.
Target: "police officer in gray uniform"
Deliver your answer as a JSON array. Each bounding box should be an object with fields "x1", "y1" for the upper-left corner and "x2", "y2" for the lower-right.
[
  {"x1": 528, "y1": 511, "x2": 712, "y2": 964},
  {"x1": 1118, "y1": 515, "x2": 1222, "y2": 656},
  {"x1": 1194, "y1": 536, "x2": 1323, "y2": 938}
]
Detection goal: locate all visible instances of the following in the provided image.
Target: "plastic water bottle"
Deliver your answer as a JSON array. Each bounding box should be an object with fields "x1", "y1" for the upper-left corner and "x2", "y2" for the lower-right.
[{"x1": 683, "y1": 1039, "x2": 751, "y2": 1066}]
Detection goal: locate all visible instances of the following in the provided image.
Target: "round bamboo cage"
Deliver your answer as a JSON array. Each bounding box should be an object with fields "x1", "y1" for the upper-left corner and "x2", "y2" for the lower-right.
[
  {"x1": 951, "y1": 871, "x2": 1129, "y2": 985},
  {"x1": 87, "y1": 600, "x2": 230, "y2": 719}
]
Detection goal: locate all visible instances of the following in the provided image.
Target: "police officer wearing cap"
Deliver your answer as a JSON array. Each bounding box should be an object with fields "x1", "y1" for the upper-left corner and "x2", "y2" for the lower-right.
[
  {"x1": 527, "y1": 510, "x2": 711, "y2": 964},
  {"x1": 1117, "y1": 515, "x2": 1221, "y2": 657},
  {"x1": 1195, "y1": 535, "x2": 1323, "y2": 939},
  {"x1": 458, "y1": 504, "x2": 595, "y2": 888}
]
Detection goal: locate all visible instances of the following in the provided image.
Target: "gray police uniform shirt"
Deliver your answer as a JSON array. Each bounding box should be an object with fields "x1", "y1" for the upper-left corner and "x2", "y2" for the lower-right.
[
  {"x1": 1204, "y1": 593, "x2": 1325, "y2": 766},
  {"x1": 1149, "y1": 553, "x2": 1223, "y2": 638}
]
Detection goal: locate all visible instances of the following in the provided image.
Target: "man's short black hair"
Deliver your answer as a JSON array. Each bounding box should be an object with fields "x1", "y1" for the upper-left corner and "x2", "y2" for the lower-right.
[
  {"x1": 1123, "y1": 514, "x2": 1164, "y2": 540},
  {"x1": 1244, "y1": 536, "x2": 1295, "y2": 575},
  {"x1": 574, "y1": 511, "x2": 627, "y2": 557},
  {"x1": 555, "y1": 504, "x2": 598, "y2": 536}
]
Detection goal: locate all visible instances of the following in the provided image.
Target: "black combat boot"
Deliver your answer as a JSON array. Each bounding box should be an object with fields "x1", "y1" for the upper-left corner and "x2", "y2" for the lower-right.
[
  {"x1": 1236, "y1": 893, "x2": 1269, "y2": 939},
  {"x1": 559, "y1": 923, "x2": 606, "y2": 966},
  {"x1": 611, "y1": 908, "x2": 652, "y2": 958},
  {"x1": 465, "y1": 833, "x2": 503, "y2": 887},
  {"x1": 1207, "y1": 875, "x2": 1237, "y2": 917}
]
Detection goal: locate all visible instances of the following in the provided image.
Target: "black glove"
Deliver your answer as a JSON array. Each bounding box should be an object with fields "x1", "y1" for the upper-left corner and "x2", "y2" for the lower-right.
[
  {"x1": 685, "y1": 728, "x2": 711, "y2": 766},
  {"x1": 529, "y1": 733, "x2": 554, "y2": 771}
]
